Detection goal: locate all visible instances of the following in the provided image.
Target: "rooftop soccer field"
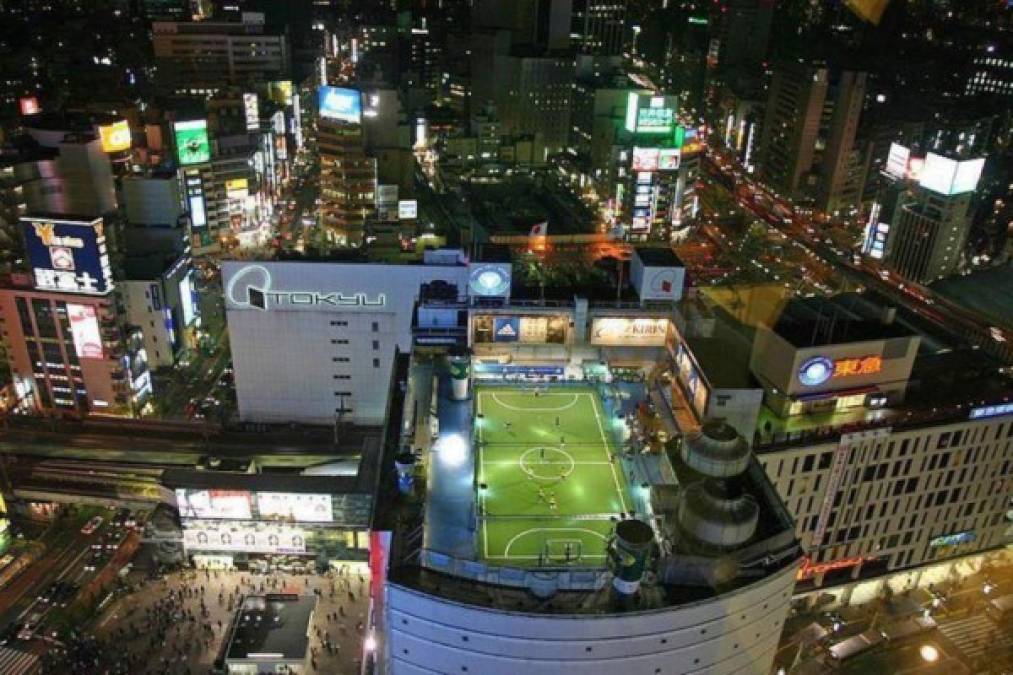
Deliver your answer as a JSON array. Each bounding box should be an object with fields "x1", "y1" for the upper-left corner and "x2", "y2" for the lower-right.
[{"x1": 475, "y1": 385, "x2": 631, "y2": 566}]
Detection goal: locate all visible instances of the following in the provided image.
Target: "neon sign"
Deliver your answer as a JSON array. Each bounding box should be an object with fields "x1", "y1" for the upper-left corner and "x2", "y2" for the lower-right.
[
  {"x1": 797, "y1": 555, "x2": 870, "y2": 581},
  {"x1": 799, "y1": 355, "x2": 882, "y2": 386}
]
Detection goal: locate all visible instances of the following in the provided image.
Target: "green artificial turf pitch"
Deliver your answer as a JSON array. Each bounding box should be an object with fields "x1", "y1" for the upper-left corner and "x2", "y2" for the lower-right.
[{"x1": 474, "y1": 386, "x2": 631, "y2": 566}]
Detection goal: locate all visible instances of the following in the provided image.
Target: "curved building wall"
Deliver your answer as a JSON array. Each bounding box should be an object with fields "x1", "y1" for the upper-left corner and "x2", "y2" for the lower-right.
[{"x1": 384, "y1": 562, "x2": 798, "y2": 674}]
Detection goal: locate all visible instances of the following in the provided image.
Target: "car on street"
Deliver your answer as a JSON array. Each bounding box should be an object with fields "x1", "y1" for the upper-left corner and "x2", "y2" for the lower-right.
[
  {"x1": 81, "y1": 515, "x2": 103, "y2": 535},
  {"x1": 17, "y1": 612, "x2": 42, "y2": 640}
]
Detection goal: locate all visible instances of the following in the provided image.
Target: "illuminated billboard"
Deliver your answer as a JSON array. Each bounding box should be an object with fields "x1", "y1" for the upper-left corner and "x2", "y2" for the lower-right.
[
  {"x1": 919, "y1": 153, "x2": 985, "y2": 196},
  {"x1": 19, "y1": 97, "x2": 40, "y2": 116},
  {"x1": 632, "y1": 147, "x2": 660, "y2": 172},
  {"x1": 267, "y1": 80, "x2": 293, "y2": 106},
  {"x1": 884, "y1": 143, "x2": 910, "y2": 179},
  {"x1": 66, "y1": 303, "x2": 104, "y2": 359},
  {"x1": 318, "y1": 86, "x2": 361, "y2": 123},
  {"x1": 257, "y1": 493, "x2": 333, "y2": 522},
  {"x1": 179, "y1": 274, "x2": 196, "y2": 326},
  {"x1": 798, "y1": 355, "x2": 882, "y2": 387},
  {"x1": 472, "y1": 315, "x2": 566, "y2": 344},
  {"x1": 658, "y1": 148, "x2": 680, "y2": 171},
  {"x1": 468, "y1": 264, "x2": 511, "y2": 297},
  {"x1": 188, "y1": 195, "x2": 206, "y2": 227},
  {"x1": 398, "y1": 200, "x2": 418, "y2": 220},
  {"x1": 174, "y1": 120, "x2": 211, "y2": 165},
  {"x1": 625, "y1": 93, "x2": 675, "y2": 134},
  {"x1": 98, "y1": 120, "x2": 131, "y2": 153},
  {"x1": 175, "y1": 489, "x2": 252, "y2": 520},
  {"x1": 22, "y1": 216, "x2": 113, "y2": 295},
  {"x1": 243, "y1": 93, "x2": 259, "y2": 131},
  {"x1": 590, "y1": 318, "x2": 669, "y2": 346},
  {"x1": 183, "y1": 523, "x2": 307, "y2": 555},
  {"x1": 225, "y1": 178, "x2": 249, "y2": 200}
]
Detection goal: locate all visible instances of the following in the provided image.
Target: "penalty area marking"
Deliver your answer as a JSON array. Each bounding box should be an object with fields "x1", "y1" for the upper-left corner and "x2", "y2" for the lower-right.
[
  {"x1": 488, "y1": 392, "x2": 582, "y2": 413},
  {"x1": 500, "y1": 527, "x2": 610, "y2": 559}
]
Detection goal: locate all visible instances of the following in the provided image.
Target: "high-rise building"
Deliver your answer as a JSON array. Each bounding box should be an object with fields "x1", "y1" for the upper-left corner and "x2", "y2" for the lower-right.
[
  {"x1": 152, "y1": 13, "x2": 291, "y2": 93},
  {"x1": 883, "y1": 185, "x2": 974, "y2": 283},
  {"x1": 865, "y1": 144, "x2": 985, "y2": 282},
  {"x1": 712, "y1": 0, "x2": 774, "y2": 86},
  {"x1": 759, "y1": 63, "x2": 868, "y2": 213},
  {"x1": 376, "y1": 249, "x2": 801, "y2": 675},
  {"x1": 965, "y1": 45, "x2": 1013, "y2": 99},
  {"x1": 473, "y1": 0, "x2": 572, "y2": 52},
  {"x1": 317, "y1": 86, "x2": 377, "y2": 247},
  {"x1": 499, "y1": 53, "x2": 575, "y2": 153},
  {"x1": 571, "y1": 0, "x2": 627, "y2": 56},
  {"x1": 0, "y1": 215, "x2": 151, "y2": 417}
]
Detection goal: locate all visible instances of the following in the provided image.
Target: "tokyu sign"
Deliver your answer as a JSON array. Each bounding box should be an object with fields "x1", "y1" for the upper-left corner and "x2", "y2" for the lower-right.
[
  {"x1": 798, "y1": 355, "x2": 882, "y2": 387},
  {"x1": 226, "y1": 264, "x2": 385, "y2": 311}
]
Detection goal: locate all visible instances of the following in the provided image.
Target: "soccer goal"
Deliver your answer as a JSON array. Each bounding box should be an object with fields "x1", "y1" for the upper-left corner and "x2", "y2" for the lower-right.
[{"x1": 540, "y1": 538, "x2": 584, "y2": 565}]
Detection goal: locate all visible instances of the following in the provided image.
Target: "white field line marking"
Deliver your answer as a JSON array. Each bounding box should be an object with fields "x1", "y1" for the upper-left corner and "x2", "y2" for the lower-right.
[
  {"x1": 590, "y1": 392, "x2": 629, "y2": 513},
  {"x1": 502, "y1": 527, "x2": 609, "y2": 559},
  {"x1": 477, "y1": 393, "x2": 488, "y2": 560},
  {"x1": 490, "y1": 392, "x2": 580, "y2": 413}
]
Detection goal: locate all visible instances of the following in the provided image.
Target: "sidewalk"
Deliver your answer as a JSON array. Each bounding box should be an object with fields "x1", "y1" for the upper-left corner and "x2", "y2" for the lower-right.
[{"x1": 88, "y1": 567, "x2": 370, "y2": 674}]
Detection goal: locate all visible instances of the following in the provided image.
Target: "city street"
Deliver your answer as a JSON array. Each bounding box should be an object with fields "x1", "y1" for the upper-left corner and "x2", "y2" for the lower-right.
[
  {"x1": 67, "y1": 566, "x2": 371, "y2": 674},
  {"x1": 0, "y1": 506, "x2": 135, "y2": 653},
  {"x1": 776, "y1": 558, "x2": 1013, "y2": 673}
]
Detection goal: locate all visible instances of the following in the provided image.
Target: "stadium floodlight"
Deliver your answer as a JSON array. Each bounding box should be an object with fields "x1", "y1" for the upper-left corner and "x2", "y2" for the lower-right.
[{"x1": 437, "y1": 433, "x2": 468, "y2": 467}]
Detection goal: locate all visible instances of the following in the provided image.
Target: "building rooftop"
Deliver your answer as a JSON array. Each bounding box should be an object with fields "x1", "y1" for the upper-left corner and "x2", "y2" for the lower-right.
[
  {"x1": 770, "y1": 294, "x2": 913, "y2": 348},
  {"x1": 225, "y1": 594, "x2": 314, "y2": 662},
  {"x1": 635, "y1": 247, "x2": 684, "y2": 268}
]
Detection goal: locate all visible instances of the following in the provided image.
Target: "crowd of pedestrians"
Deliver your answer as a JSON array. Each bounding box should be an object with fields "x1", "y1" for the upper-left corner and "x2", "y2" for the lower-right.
[{"x1": 40, "y1": 564, "x2": 371, "y2": 675}]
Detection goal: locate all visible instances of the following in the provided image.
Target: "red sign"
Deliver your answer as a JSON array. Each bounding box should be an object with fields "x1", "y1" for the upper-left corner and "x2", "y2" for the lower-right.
[
  {"x1": 797, "y1": 555, "x2": 871, "y2": 580},
  {"x1": 833, "y1": 355, "x2": 882, "y2": 378},
  {"x1": 19, "y1": 97, "x2": 40, "y2": 116}
]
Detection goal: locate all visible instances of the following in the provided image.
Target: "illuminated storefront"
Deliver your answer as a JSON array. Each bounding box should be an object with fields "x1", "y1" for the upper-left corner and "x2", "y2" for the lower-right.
[{"x1": 173, "y1": 485, "x2": 372, "y2": 568}]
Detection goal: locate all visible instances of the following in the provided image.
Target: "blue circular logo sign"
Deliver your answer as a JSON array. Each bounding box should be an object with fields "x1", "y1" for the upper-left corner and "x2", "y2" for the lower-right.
[
  {"x1": 469, "y1": 265, "x2": 510, "y2": 296},
  {"x1": 799, "y1": 356, "x2": 834, "y2": 386}
]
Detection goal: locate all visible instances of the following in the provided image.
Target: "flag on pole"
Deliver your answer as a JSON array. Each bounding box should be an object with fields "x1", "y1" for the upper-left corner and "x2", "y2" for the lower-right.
[{"x1": 529, "y1": 222, "x2": 548, "y2": 237}]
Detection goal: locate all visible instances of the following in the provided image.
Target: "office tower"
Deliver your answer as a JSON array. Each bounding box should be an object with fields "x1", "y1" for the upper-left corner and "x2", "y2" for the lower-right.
[
  {"x1": 571, "y1": 0, "x2": 627, "y2": 56},
  {"x1": 713, "y1": 0, "x2": 774, "y2": 85},
  {"x1": 151, "y1": 13, "x2": 291, "y2": 93},
  {"x1": 499, "y1": 54, "x2": 575, "y2": 153},
  {"x1": 866, "y1": 145, "x2": 985, "y2": 282},
  {"x1": 0, "y1": 215, "x2": 151, "y2": 417},
  {"x1": 317, "y1": 87, "x2": 377, "y2": 247},
  {"x1": 140, "y1": 0, "x2": 191, "y2": 21},
  {"x1": 965, "y1": 45, "x2": 1013, "y2": 98},
  {"x1": 473, "y1": 0, "x2": 572, "y2": 52},
  {"x1": 759, "y1": 63, "x2": 868, "y2": 213}
]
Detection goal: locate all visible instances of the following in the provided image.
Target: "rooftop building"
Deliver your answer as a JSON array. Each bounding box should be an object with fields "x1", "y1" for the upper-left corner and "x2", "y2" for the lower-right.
[{"x1": 222, "y1": 594, "x2": 315, "y2": 674}]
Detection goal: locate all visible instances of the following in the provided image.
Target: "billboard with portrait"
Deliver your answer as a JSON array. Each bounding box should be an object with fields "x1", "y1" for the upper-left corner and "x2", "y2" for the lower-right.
[
  {"x1": 66, "y1": 303, "x2": 104, "y2": 359},
  {"x1": 257, "y1": 492, "x2": 333, "y2": 523},
  {"x1": 175, "y1": 489, "x2": 253, "y2": 520},
  {"x1": 182, "y1": 523, "x2": 307, "y2": 555}
]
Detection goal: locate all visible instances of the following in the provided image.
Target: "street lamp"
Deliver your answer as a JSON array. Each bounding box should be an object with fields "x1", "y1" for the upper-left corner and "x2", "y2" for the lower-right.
[{"x1": 919, "y1": 644, "x2": 939, "y2": 663}]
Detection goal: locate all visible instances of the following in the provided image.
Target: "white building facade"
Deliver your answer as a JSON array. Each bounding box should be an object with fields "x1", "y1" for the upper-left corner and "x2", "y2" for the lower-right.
[{"x1": 223, "y1": 257, "x2": 469, "y2": 426}]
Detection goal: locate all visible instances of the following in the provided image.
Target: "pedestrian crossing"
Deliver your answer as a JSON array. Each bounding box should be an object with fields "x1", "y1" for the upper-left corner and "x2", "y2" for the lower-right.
[{"x1": 939, "y1": 614, "x2": 1013, "y2": 662}]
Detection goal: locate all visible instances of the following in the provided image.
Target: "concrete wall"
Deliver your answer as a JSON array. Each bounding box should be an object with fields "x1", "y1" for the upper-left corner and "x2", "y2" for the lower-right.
[{"x1": 385, "y1": 563, "x2": 797, "y2": 674}]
